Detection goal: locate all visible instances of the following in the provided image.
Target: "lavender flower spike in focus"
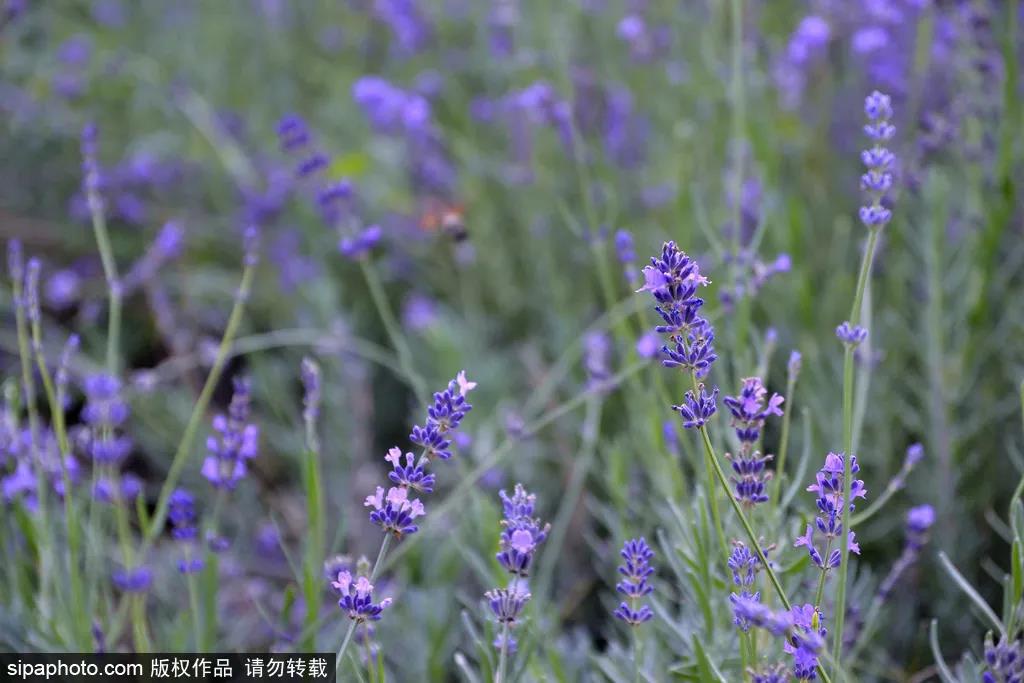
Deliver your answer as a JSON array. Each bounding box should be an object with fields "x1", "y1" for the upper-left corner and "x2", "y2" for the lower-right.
[
  {"x1": 835, "y1": 321, "x2": 868, "y2": 348},
  {"x1": 794, "y1": 452, "x2": 867, "y2": 573},
  {"x1": 637, "y1": 241, "x2": 716, "y2": 379},
  {"x1": 859, "y1": 91, "x2": 896, "y2": 230},
  {"x1": 613, "y1": 537, "x2": 654, "y2": 626},
  {"x1": 409, "y1": 370, "x2": 475, "y2": 460},
  {"x1": 496, "y1": 483, "x2": 550, "y2": 578},
  {"x1": 723, "y1": 377, "x2": 784, "y2": 506},
  {"x1": 673, "y1": 384, "x2": 718, "y2": 430},
  {"x1": 333, "y1": 571, "x2": 392, "y2": 623}
]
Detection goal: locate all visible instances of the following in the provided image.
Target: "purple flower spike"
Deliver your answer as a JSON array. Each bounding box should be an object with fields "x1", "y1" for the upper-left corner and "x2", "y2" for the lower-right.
[
  {"x1": 364, "y1": 485, "x2": 426, "y2": 539},
  {"x1": 614, "y1": 537, "x2": 655, "y2": 626},
  {"x1": 672, "y1": 384, "x2": 718, "y2": 430},
  {"x1": 859, "y1": 91, "x2": 897, "y2": 230},
  {"x1": 835, "y1": 321, "x2": 868, "y2": 347},
  {"x1": 795, "y1": 453, "x2": 867, "y2": 571},
  {"x1": 112, "y1": 566, "x2": 152, "y2": 594},
  {"x1": 333, "y1": 571, "x2": 393, "y2": 623},
  {"x1": 496, "y1": 484, "x2": 550, "y2": 578},
  {"x1": 201, "y1": 377, "x2": 259, "y2": 491},
  {"x1": 728, "y1": 543, "x2": 762, "y2": 632}
]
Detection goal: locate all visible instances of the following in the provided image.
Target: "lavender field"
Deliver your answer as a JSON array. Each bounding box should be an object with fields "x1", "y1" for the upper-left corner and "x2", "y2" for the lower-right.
[{"x1": 1, "y1": 1, "x2": 1023, "y2": 681}]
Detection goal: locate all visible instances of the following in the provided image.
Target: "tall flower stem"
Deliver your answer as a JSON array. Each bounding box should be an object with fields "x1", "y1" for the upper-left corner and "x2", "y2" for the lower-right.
[
  {"x1": 30, "y1": 317, "x2": 90, "y2": 648},
  {"x1": 358, "y1": 259, "x2": 428, "y2": 406},
  {"x1": 335, "y1": 535, "x2": 391, "y2": 672},
  {"x1": 10, "y1": 256, "x2": 52, "y2": 618},
  {"x1": 832, "y1": 226, "x2": 882, "y2": 668},
  {"x1": 495, "y1": 621, "x2": 511, "y2": 683},
  {"x1": 631, "y1": 622, "x2": 642, "y2": 683},
  {"x1": 140, "y1": 260, "x2": 256, "y2": 554},
  {"x1": 690, "y1": 374, "x2": 727, "y2": 555},
  {"x1": 84, "y1": 169, "x2": 122, "y2": 375},
  {"x1": 770, "y1": 368, "x2": 798, "y2": 509},
  {"x1": 695, "y1": 420, "x2": 832, "y2": 683}
]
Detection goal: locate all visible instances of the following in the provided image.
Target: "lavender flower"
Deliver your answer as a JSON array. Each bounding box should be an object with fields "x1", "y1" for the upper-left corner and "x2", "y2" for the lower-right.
[
  {"x1": 486, "y1": 587, "x2": 531, "y2": 625},
  {"x1": 409, "y1": 371, "x2": 475, "y2": 460},
  {"x1": 876, "y1": 504, "x2": 934, "y2": 602},
  {"x1": 728, "y1": 543, "x2": 760, "y2": 632},
  {"x1": 333, "y1": 571, "x2": 392, "y2": 623},
  {"x1": 859, "y1": 91, "x2": 896, "y2": 230},
  {"x1": 169, "y1": 488, "x2": 204, "y2": 573},
  {"x1": 723, "y1": 377, "x2": 784, "y2": 505},
  {"x1": 614, "y1": 537, "x2": 654, "y2": 626},
  {"x1": 112, "y1": 566, "x2": 152, "y2": 593},
  {"x1": 750, "y1": 665, "x2": 789, "y2": 683},
  {"x1": 672, "y1": 385, "x2": 718, "y2": 430},
  {"x1": 639, "y1": 242, "x2": 716, "y2": 381},
  {"x1": 385, "y1": 447, "x2": 435, "y2": 493},
  {"x1": 784, "y1": 605, "x2": 828, "y2": 679},
  {"x1": 788, "y1": 350, "x2": 802, "y2": 379},
  {"x1": 496, "y1": 484, "x2": 550, "y2": 578},
  {"x1": 364, "y1": 486, "x2": 426, "y2": 539},
  {"x1": 614, "y1": 229, "x2": 638, "y2": 285},
  {"x1": 485, "y1": 485, "x2": 545, "y2": 653},
  {"x1": 983, "y1": 634, "x2": 1024, "y2": 683},
  {"x1": 82, "y1": 374, "x2": 132, "y2": 464},
  {"x1": 583, "y1": 330, "x2": 612, "y2": 388},
  {"x1": 794, "y1": 453, "x2": 867, "y2": 572},
  {"x1": 835, "y1": 322, "x2": 868, "y2": 347},
  {"x1": 201, "y1": 377, "x2": 259, "y2": 490}
]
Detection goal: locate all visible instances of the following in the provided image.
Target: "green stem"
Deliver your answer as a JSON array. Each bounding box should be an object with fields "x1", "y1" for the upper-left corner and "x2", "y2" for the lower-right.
[
  {"x1": 695, "y1": 424, "x2": 833, "y2": 683},
  {"x1": 186, "y1": 553, "x2": 203, "y2": 649},
  {"x1": 139, "y1": 261, "x2": 255, "y2": 554},
  {"x1": 12, "y1": 272, "x2": 52, "y2": 620},
  {"x1": 770, "y1": 370, "x2": 798, "y2": 509},
  {"x1": 358, "y1": 260, "x2": 428, "y2": 406},
  {"x1": 632, "y1": 623, "x2": 642, "y2": 683},
  {"x1": 495, "y1": 621, "x2": 510, "y2": 683},
  {"x1": 31, "y1": 318, "x2": 90, "y2": 648},
  {"x1": 690, "y1": 375, "x2": 727, "y2": 556},
  {"x1": 85, "y1": 180, "x2": 122, "y2": 375},
  {"x1": 832, "y1": 226, "x2": 882, "y2": 670}
]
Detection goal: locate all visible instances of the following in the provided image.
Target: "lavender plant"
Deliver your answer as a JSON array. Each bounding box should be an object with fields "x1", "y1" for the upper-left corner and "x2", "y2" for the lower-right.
[{"x1": 1, "y1": 3, "x2": 1021, "y2": 682}]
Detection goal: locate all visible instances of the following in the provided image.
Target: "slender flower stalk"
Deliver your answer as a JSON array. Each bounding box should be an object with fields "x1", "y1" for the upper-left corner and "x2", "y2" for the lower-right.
[
  {"x1": 81, "y1": 123, "x2": 123, "y2": 375},
  {"x1": 140, "y1": 226, "x2": 259, "y2": 554},
  {"x1": 300, "y1": 357, "x2": 325, "y2": 651},
  {"x1": 336, "y1": 373, "x2": 477, "y2": 673},
  {"x1": 833, "y1": 90, "x2": 897, "y2": 665},
  {"x1": 488, "y1": 483, "x2": 548, "y2": 683},
  {"x1": 771, "y1": 351, "x2": 802, "y2": 508}
]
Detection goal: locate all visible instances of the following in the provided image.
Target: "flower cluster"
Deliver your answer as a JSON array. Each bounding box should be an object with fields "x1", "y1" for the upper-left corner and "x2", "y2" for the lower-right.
[
  {"x1": 983, "y1": 634, "x2": 1024, "y2": 683},
  {"x1": 731, "y1": 597, "x2": 827, "y2": 679},
  {"x1": 486, "y1": 483, "x2": 548, "y2": 653},
  {"x1": 835, "y1": 321, "x2": 868, "y2": 348},
  {"x1": 496, "y1": 483, "x2": 550, "y2": 578},
  {"x1": 794, "y1": 453, "x2": 867, "y2": 572},
  {"x1": 333, "y1": 571, "x2": 392, "y2": 624},
  {"x1": 876, "y1": 504, "x2": 934, "y2": 602},
  {"x1": 201, "y1": 377, "x2": 259, "y2": 491},
  {"x1": 613, "y1": 537, "x2": 655, "y2": 626},
  {"x1": 728, "y1": 543, "x2": 760, "y2": 632},
  {"x1": 859, "y1": 91, "x2": 896, "y2": 230},
  {"x1": 81, "y1": 374, "x2": 132, "y2": 464},
  {"x1": 639, "y1": 241, "x2": 721, "y2": 430},
  {"x1": 409, "y1": 372, "x2": 475, "y2": 461},
  {"x1": 365, "y1": 372, "x2": 476, "y2": 539},
  {"x1": 276, "y1": 113, "x2": 380, "y2": 259},
  {"x1": 169, "y1": 488, "x2": 204, "y2": 574},
  {"x1": 723, "y1": 377, "x2": 784, "y2": 506}
]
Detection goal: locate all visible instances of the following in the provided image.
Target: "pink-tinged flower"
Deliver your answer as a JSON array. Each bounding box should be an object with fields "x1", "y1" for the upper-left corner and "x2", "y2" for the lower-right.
[
  {"x1": 456, "y1": 370, "x2": 477, "y2": 396},
  {"x1": 364, "y1": 486, "x2": 426, "y2": 539},
  {"x1": 334, "y1": 570, "x2": 392, "y2": 623}
]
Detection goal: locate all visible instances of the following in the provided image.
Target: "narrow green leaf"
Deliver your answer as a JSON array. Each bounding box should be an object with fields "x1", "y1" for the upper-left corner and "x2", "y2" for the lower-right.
[
  {"x1": 938, "y1": 551, "x2": 1005, "y2": 636},
  {"x1": 930, "y1": 620, "x2": 958, "y2": 683}
]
